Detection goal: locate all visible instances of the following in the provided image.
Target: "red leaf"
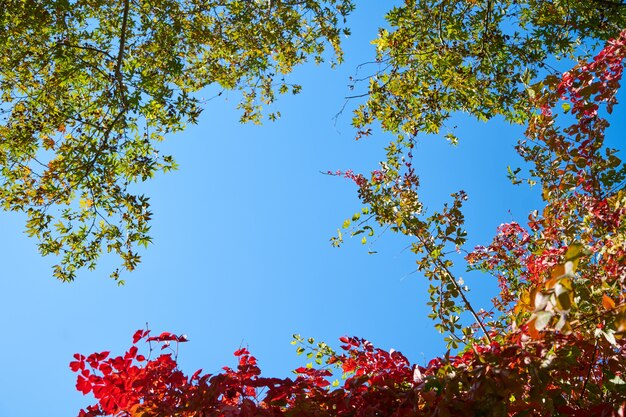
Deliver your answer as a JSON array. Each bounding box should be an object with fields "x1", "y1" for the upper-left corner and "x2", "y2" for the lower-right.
[
  {"x1": 147, "y1": 331, "x2": 177, "y2": 342},
  {"x1": 70, "y1": 360, "x2": 84, "y2": 372},
  {"x1": 317, "y1": 378, "x2": 330, "y2": 388},
  {"x1": 98, "y1": 363, "x2": 112, "y2": 376},
  {"x1": 234, "y1": 348, "x2": 250, "y2": 356},
  {"x1": 125, "y1": 346, "x2": 138, "y2": 360},
  {"x1": 76, "y1": 375, "x2": 92, "y2": 395},
  {"x1": 133, "y1": 329, "x2": 149, "y2": 344},
  {"x1": 342, "y1": 358, "x2": 357, "y2": 373}
]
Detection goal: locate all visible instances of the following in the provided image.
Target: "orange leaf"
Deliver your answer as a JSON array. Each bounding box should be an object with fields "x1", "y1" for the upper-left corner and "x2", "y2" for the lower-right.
[
  {"x1": 603, "y1": 294, "x2": 616, "y2": 310},
  {"x1": 527, "y1": 318, "x2": 541, "y2": 340}
]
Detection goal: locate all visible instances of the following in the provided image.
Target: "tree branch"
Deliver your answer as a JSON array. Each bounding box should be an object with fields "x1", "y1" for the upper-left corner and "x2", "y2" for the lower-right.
[
  {"x1": 115, "y1": 0, "x2": 131, "y2": 108},
  {"x1": 416, "y1": 234, "x2": 493, "y2": 344}
]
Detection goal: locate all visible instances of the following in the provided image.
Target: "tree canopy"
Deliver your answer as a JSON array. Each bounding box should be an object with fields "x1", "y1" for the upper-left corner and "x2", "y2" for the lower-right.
[
  {"x1": 2, "y1": 0, "x2": 624, "y2": 282},
  {"x1": 0, "y1": 0, "x2": 353, "y2": 281},
  {"x1": 353, "y1": 0, "x2": 626, "y2": 139}
]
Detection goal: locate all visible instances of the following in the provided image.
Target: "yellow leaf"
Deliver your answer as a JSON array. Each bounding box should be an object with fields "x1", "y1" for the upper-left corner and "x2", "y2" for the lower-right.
[
  {"x1": 565, "y1": 242, "x2": 585, "y2": 260},
  {"x1": 558, "y1": 277, "x2": 573, "y2": 292},
  {"x1": 559, "y1": 319, "x2": 572, "y2": 335},
  {"x1": 517, "y1": 288, "x2": 533, "y2": 312},
  {"x1": 529, "y1": 286, "x2": 539, "y2": 309},
  {"x1": 533, "y1": 311, "x2": 553, "y2": 331},
  {"x1": 534, "y1": 291, "x2": 549, "y2": 311}
]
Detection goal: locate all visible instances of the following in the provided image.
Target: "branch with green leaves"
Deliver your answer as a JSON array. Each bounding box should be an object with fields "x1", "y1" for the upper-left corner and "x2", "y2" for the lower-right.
[{"x1": 0, "y1": 0, "x2": 354, "y2": 282}]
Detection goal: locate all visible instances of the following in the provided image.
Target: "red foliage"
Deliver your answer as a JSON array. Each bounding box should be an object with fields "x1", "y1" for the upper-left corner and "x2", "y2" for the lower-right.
[{"x1": 73, "y1": 331, "x2": 626, "y2": 416}]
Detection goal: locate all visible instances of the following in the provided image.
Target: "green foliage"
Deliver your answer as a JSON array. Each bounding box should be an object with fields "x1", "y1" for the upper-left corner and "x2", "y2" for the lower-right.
[
  {"x1": 353, "y1": 0, "x2": 626, "y2": 139},
  {"x1": 0, "y1": 0, "x2": 353, "y2": 281}
]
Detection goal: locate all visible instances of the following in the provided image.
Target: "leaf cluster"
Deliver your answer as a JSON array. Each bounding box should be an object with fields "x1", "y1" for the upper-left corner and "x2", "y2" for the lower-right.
[{"x1": 0, "y1": 0, "x2": 353, "y2": 281}]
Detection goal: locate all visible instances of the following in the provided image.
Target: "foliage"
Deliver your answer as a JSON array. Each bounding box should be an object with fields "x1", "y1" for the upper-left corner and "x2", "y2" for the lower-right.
[
  {"x1": 0, "y1": 0, "x2": 621, "y2": 413},
  {"x1": 0, "y1": 0, "x2": 353, "y2": 282},
  {"x1": 352, "y1": 0, "x2": 626, "y2": 141},
  {"x1": 74, "y1": 33, "x2": 626, "y2": 415},
  {"x1": 328, "y1": 0, "x2": 626, "y2": 351},
  {"x1": 4, "y1": 0, "x2": 624, "y2": 286}
]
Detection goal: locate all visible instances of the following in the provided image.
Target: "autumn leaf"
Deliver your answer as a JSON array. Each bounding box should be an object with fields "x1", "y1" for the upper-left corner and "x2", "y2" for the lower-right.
[{"x1": 602, "y1": 294, "x2": 616, "y2": 310}]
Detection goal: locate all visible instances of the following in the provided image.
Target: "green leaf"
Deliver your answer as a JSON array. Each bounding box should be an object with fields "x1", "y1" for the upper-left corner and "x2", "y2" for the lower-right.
[{"x1": 561, "y1": 102, "x2": 571, "y2": 113}]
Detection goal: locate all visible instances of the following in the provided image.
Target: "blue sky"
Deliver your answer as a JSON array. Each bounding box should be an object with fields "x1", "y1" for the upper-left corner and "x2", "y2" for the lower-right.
[{"x1": 1, "y1": 3, "x2": 623, "y2": 416}]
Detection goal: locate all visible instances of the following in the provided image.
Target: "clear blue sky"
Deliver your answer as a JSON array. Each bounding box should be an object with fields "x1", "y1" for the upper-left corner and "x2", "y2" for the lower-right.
[{"x1": 1, "y1": 3, "x2": 623, "y2": 416}]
